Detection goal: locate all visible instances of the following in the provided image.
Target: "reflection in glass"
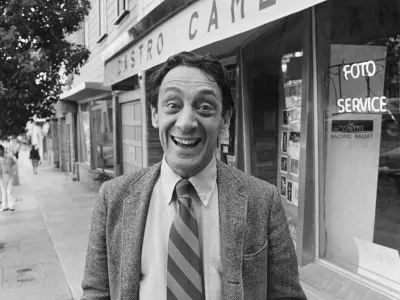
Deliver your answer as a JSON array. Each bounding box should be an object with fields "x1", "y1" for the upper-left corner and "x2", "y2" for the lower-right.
[
  {"x1": 92, "y1": 100, "x2": 114, "y2": 171},
  {"x1": 80, "y1": 103, "x2": 91, "y2": 164},
  {"x1": 319, "y1": 0, "x2": 400, "y2": 287},
  {"x1": 243, "y1": 13, "x2": 305, "y2": 250}
]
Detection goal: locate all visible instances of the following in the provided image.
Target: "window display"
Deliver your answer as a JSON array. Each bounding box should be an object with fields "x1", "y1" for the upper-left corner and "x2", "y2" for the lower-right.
[
  {"x1": 217, "y1": 64, "x2": 237, "y2": 167},
  {"x1": 318, "y1": 0, "x2": 400, "y2": 288},
  {"x1": 243, "y1": 13, "x2": 307, "y2": 250}
]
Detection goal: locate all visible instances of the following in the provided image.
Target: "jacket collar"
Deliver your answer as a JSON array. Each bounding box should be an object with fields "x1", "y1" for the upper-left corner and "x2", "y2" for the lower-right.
[{"x1": 121, "y1": 160, "x2": 246, "y2": 299}]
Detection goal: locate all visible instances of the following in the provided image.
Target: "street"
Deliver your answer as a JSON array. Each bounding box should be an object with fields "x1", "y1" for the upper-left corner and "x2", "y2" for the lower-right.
[{"x1": 0, "y1": 150, "x2": 97, "y2": 300}]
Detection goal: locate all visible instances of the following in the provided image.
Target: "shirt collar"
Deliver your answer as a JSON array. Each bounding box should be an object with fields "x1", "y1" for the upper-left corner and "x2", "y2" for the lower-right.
[{"x1": 161, "y1": 155, "x2": 217, "y2": 208}]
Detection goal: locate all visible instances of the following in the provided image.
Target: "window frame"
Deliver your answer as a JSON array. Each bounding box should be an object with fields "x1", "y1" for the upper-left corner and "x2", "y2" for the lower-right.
[
  {"x1": 84, "y1": 19, "x2": 89, "y2": 48},
  {"x1": 114, "y1": 0, "x2": 129, "y2": 25},
  {"x1": 97, "y1": 0, "x2": 108, "y2": 43},
  {"x1": 91, "y1": 100, "x2": 115, "y2": 173}
]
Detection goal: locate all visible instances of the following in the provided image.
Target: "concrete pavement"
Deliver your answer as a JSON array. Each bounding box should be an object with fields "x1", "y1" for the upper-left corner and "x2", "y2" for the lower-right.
[
  {"x1": 0, "y1": 150, "x2": 97, "y2": 300},
  {"x1": 0, "y1": 150, "x2": 397, "y2": 300}
]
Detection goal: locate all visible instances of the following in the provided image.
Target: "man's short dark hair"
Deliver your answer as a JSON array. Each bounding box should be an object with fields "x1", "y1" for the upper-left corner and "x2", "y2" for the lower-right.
[
  {"x1": 147, "y1": 51, "x2": 234, "y2": 113},
  {"x1": 0, "y1": 145, "x2": 4, "y2": 152}
]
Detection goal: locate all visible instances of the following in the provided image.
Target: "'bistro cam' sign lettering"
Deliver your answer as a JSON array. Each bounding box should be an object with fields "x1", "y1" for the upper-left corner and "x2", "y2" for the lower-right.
[{"x1": 104, "y1": 0, "x2": 327, "y2": 86}]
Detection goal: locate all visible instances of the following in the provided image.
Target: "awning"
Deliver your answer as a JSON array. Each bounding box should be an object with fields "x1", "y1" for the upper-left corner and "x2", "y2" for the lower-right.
[
  {"x1": 104, "y1": 0, "x2": 327, "y2": 86},
  {"x1": 60, "y1": 82, "x2": 111, "y2": 101}
]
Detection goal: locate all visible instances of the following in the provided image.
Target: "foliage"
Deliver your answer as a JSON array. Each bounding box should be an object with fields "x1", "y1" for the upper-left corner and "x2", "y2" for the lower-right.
[{"x1": 0, "y1": 0, "x2": 91, "y2": 138}]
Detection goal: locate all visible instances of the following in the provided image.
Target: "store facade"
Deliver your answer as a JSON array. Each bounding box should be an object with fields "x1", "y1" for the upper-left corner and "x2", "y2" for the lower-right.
[
  {"x1": 97, "y1": 0, "x2": 400, "y2": 298},
  {"x1": 315, "y1": 0, "x2": 400, "y2": 293}
]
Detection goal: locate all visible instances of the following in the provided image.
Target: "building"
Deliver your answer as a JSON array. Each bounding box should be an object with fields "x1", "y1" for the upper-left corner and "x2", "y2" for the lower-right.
[{"x1": 56, "y1": 0, "x2": 400, "y2": 298}]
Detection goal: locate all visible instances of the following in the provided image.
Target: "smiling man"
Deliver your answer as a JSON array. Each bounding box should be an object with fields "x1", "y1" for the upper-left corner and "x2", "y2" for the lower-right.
[{"x1": 81, "y1": 52, "x2": 307, "y2": 300}]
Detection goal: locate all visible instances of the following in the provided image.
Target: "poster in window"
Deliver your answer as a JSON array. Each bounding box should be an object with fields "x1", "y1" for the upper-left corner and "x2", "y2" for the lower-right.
[
  {"x1": 281, "y1": 175, "x2": 287, "y2": 197},
  {"x1": 292, "y1": 181, "x2": 299, "y2": 206},
  {"x1": 287, "y1": 180, "x2": 293, "y2": 203},
  {"x1": 227, "y1": 155, "x2": 235, "y2": 168},
  {"x1": 284, "y1": 79, "x2": 302, "y2": 108},
  {"x1": 282, "y1": 131, "x2": 288, "y2": 153},
  {"x1": 288, "y1": 107, "x2": 302, "y2": 132},
  {"x1": 282, "y1": 109, "x2": 289, "y2": 127},
  {"x1": 288, "y1": 132, "x2": 300, "y2": 159},
  {"x1": 281, "y1": 156, "x2": 288, "y2": 173},
  {"x1": 289, "y1": 131, "x2": 300, "y2": 143},
  {"x1": 290, "y1": 158, "x2": 299, "y2": 176},
  {"x1": 220, "y1": 129, "x2": 230, "y2": 145}
]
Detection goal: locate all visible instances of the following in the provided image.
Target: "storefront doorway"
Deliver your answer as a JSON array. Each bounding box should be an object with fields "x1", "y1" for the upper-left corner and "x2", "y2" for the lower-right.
[
  {"x1": 119, "y1": 91, "x2": 143, "y2": 174},
  {"x1": 242, "y1": 13, "x2": 308, "y2": 250}
]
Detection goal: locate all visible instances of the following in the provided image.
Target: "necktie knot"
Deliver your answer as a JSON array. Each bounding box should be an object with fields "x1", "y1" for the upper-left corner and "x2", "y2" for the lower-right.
[{"x1": 175, "y1": 179, "x2": 192, "y2": 206}]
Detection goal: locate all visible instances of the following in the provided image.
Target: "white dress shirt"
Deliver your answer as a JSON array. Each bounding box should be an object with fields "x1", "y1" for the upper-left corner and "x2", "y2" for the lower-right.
[{"x1": 139, "y1": 156, "x2": 222, "y2": 300}]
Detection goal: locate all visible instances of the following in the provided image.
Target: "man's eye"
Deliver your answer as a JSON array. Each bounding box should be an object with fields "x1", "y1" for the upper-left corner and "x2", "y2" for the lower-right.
[
  {"x1": 167, "y1": 103, "x2": 178, "y2": 109},
  {"x1": 199, "y1": 105, "x2": 212, "y2": 111}
]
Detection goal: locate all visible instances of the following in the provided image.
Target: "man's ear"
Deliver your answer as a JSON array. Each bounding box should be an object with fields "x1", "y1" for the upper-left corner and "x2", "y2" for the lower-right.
[
  {"x1": 151, "y1": 106, "x2": 159, "y2": 128},
  {"x1": 221, "y1": 109, "x2": 232, "y2": 132}
]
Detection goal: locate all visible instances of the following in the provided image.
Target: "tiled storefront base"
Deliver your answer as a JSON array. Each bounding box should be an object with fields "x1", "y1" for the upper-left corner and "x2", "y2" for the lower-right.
[{"x1": 300, "y1": 261, "x2": 400, "y2": 300}]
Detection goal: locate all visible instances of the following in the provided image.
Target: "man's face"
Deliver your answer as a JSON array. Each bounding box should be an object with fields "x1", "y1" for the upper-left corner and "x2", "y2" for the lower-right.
[{"x1": 152, "y1": 66, "x2": 231, "y2": 178}]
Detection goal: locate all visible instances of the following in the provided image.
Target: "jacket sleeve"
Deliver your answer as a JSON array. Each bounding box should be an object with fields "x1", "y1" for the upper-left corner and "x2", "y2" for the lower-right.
[
  {"x1": 267, "y1": 186, "x2": 307, "y2": 299},
  {"x1": 81, "y1": 182, "x2": 111, "y2": 300}
]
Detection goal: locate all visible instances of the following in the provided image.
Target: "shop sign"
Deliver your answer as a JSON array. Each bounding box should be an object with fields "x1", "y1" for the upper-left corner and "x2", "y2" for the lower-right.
[
  {"x1": 104, "y1": 0, "x2": 327, "y2": 86},
  {"x1": 331, "y1": 120, "x2": 374, "y2": 139},
  {"x1": 337, "y1": 60, "x2": 387, "y2": 113}
]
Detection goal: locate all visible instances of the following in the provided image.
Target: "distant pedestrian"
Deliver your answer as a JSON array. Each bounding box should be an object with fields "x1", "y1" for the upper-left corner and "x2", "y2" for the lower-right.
[
  {"x1": 0, "y1": 144, "x2": 17, "y2": 212},
  {"x1": 29, "y1": 145, "x2": 40, "y2": 175},
  {"x1": 14, "y1": 142, "x2": 20, "y2": 160}
]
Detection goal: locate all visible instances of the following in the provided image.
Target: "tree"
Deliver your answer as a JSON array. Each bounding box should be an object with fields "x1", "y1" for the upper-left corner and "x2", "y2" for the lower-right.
[{"x1": 0, "y1": 0, "x2": 91, "y2": 139}]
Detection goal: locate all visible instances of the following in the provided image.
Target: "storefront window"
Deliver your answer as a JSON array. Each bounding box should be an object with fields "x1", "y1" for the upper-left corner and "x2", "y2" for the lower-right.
[
  {"x1": 243, "y1": 13, "x2": 306, "y2": 250},
  {"x1": 318, "y1": 0, "x2": 400, "y2": 287},
  {"x1": 91, "y1": 100, "x2": 114, "y2": 172},
  {"x1": 80, "y1": 103, "x2": 91, "y2": 164},
  {"x1": 216, "y1": 63, "x2": 237, "y2": 167}
]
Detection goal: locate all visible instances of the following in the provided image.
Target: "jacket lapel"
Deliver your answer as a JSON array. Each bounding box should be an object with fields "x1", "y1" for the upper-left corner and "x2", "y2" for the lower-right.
[
  {"x1": 119, "y1": 161, "x2": 247, "y2": 299},
  {"x1": 120, "y1": 162, "x2": 161, "y2": 300},
  {"x1": 217, "y1": 161, "x2": 247, "y2": 299}
]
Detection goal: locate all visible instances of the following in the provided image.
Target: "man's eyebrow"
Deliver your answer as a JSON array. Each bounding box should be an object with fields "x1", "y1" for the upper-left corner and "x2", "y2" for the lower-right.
[{"x1": 196, "y1": 89, "x2": 219, "y2": 98}]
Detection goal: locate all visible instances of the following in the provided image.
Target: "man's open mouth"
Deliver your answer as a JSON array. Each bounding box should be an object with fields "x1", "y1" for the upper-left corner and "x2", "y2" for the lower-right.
[{"x1": 171, "y1": 136, "x2": 201, "y2": 148}]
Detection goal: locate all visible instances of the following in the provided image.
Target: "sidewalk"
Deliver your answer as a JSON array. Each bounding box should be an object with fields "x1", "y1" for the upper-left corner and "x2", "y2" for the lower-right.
[
  {"x1": 0, "y1": 150, "x2": 98, "y2": 300},
  {"x1": 0, "y1": 151, "x2": 397, "y2": 300}
]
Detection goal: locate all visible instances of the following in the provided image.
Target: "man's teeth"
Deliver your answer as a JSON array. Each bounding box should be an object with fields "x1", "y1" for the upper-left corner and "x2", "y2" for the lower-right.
[{"x1": 174, "y1": 137, "x2": 198, "y2": 145}]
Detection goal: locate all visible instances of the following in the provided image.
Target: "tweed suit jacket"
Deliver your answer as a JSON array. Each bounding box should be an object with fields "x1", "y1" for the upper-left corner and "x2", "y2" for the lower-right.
[{"x1": 81, "y1": 160, "x2": 307, "y2": 300}]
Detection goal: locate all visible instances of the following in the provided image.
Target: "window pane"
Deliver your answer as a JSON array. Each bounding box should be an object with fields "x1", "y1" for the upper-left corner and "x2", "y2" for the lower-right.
[
  {"x1": 318, "y1": 0, "x2": 400, "y2": 286},
  {"x1": 92, "y1": 100, "x2": 114, "y2": 171},
  {"x1": 243, "y1": 13, "x2": 305, "y2": 251},
  {"x1": 84, "y1": 20, "x2": 89, "y2": 47},
  {"x1": 99, "y1": 0, "x2": 106, "y2": 36},
  {"x1": 80, "y1": 103, "x2": 91, "y2": 164}
]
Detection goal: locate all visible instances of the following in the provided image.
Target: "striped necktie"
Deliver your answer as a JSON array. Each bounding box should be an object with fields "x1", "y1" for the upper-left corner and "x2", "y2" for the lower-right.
[{"x1": 167, "y1": 179, "x2": 204, "y2": 300}]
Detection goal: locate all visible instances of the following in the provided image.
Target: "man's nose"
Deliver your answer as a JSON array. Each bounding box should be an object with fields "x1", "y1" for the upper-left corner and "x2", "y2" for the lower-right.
[{"x1": 175, "y1": 106, "x2": 198, "y2": 132}]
